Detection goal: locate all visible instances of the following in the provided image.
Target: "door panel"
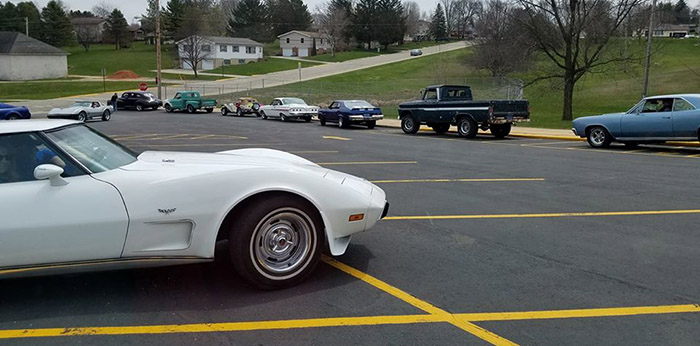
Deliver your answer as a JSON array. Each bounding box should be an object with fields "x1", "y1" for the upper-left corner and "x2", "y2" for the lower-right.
[
  {"x1": 0, "y1": 176, "x2": 129, "y2": 267},
  {"x1": 672, "y1": 99, "x2": 699, "y2": 138},
  {"x1": 620, "y1": 99, "x2": 674, "y2": 138}
]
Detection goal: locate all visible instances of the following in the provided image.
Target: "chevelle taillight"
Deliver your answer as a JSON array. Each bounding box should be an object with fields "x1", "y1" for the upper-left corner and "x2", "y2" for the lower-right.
[{"x1": 489, "y1": 107, "x2": 494, "y2": 117}]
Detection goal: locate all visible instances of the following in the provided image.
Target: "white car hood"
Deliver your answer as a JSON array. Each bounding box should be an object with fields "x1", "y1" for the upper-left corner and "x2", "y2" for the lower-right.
[
  {"x1": 49, "y1": 106, "x2": 82, "y2": 114},
  {"x1": 121, "y1": 148, "x2": 326, "y2": 176}
]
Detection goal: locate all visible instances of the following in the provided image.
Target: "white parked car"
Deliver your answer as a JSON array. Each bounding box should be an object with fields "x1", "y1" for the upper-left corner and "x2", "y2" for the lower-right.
[
  {"x1": 259, "y1": 97, "x2": 319, "y2": 122},
  {"x1": 48, "y1": 100, "x2": 113, "y2": 122},
  {"x1": 0, "y1": 120, "x2": 388, "y2": 289}
]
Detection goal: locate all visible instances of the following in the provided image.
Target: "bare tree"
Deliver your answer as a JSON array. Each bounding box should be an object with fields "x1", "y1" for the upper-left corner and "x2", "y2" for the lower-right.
[
  {"x1": 440, "y1": 0, "x2": 456, "y2": 35},
  {"x1": 403, "y1": 1, "x2": 422, "y2": 39},
  {"x1": 317, "y1": 2, "x2": 351, "y2": 56},
  {"x1": 515, "y1": 0, "x2": 643, "y2": 121},
  {"x1": 92, "y1": 2, "x2": 114, "y2": 18},
  {"x1": 178, "y1": 6, "x2": 212, "y2": 78},
  {"x1": 75, "y1": 24, "x2": 102, "y2": 51},
  {"x1": 453, "y1": 0, "x2": 481, "y2": 38},
  {"x1": 468, "y1": 0, "x2": 534, "y2": 76}
]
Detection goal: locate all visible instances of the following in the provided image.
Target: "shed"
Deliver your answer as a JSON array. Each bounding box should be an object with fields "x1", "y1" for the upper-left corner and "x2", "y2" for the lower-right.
[{"x1": 0, "y1": 32, "x2": 69, "y2": 81}]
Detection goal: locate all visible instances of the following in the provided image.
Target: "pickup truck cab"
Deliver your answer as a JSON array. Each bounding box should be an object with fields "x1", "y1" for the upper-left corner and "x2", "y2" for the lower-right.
[
  {"x1": 398, "y1": 85, "x2": 530, "y2": 138},
  {"x1": 164, "y1": 91, "x2": 217, "y2": 114}
]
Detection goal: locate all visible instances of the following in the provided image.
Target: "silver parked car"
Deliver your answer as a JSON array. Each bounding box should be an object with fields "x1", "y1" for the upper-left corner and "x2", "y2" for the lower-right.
[
  {"x1": 572, "y1": 94, "x2": 700, "y2": 148},
  {"x1": 410, "y1": 49, "x2": 423, "y2": 56},
  {"x1": 48, "y1": 100, "x2": 113, "y2": 122}
]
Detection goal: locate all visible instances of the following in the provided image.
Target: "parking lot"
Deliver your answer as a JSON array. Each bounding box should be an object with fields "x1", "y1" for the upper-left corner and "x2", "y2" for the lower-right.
[{"x1": 1, "y1": 110, "x2": 699, "y2": 345}]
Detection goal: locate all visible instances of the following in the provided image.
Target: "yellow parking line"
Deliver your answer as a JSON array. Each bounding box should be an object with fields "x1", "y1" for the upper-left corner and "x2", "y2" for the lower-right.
[
  {"x1": 458, "y1": 304, "x2": 700, "y2": 322},
  {"x1": 317, "y1": 161, "x2": 417, "y2": 166},
  {"x1": 137, "y1": 143, "x2": 282, "y2": 147},
  {"x1": 189, "y1": 134, "x2": 216, "y2": 140},
  {"x1": 371, "y1": 178, "x2": 545, "y2": 184},
  {"x1": 323, "y1": 135, "x2": 351, "y2": 141},
  {"x1": 384, "y1": 209, "x2": 700, "y2": 220},
  {"x1": 113, "y1": 133, "x2": 160, "y2": 141},
  {"x1": 146, "y1": 134, "x2": 192, "y2": 140},
  {"x1": 322, "y1": 256, "x2": 517, "y2": 346}
]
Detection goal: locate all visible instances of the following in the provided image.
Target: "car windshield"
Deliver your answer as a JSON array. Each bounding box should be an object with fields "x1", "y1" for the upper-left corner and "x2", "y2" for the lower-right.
[
  {"x1": 44, "y1": 125, "x2": 138, "y2": 173},
  {"x1": 143, "y1": 93, "x2": 155, "y2": 99},
  {"x1": 345, "y1": 101, "x2": 374, "y2": 108},
  {"x1": 72, "y1": 102, "x2": 91, "y2": 107},
  {"x1": 283, "y1": 98, "x2": 307, "y2": 105}
]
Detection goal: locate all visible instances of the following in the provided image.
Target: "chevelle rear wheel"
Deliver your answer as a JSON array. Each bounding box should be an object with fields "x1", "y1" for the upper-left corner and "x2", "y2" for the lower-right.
[
  {"x1": 229, "y1": 194, "x2": 323, "y2": 289},
  {"x1": 587, "y1": 126, "x2": 612, "y2": 148}
]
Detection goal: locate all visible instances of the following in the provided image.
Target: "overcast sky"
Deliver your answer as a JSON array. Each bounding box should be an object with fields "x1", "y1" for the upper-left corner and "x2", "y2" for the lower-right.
[{"x1": 32, "y1": 0, "x2": 700, "y2": 26}]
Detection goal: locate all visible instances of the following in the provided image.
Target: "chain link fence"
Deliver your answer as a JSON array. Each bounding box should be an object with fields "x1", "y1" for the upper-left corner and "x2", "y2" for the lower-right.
[{"x1": 166, "y1": 77, "x2": 523, "y2": 116}]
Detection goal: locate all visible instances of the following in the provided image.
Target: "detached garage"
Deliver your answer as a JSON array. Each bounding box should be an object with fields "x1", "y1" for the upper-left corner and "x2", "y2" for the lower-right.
[{"x1": 0, "y1": 32, "x2": 68, "y2": 81}]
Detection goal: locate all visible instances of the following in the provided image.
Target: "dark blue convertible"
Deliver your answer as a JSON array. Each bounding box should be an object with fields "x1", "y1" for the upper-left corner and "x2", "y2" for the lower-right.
[
  {"x1": 0, "y1": 103, "x2": 31, "y2": 120},
  {"x1": 573, "y1": 94, "x2": 700, "y2": 148},
  {"x1": 318, "y1": 100, "x2": 383, "y2": 129}
]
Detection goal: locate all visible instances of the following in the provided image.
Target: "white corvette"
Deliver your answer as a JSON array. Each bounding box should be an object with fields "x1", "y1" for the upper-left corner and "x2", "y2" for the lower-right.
[
  {"x1": 0, "y1": 120, "x2": 388, "y2": 288},
  {"x1": 259, "y1": 97, "x2": 319, "y2": 122},
  {"x1": 48, "y1": 100, "x2": 113, "y2": 122}
]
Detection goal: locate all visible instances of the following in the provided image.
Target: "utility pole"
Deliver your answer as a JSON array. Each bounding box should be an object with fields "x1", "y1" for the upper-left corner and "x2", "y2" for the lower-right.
[
  {"x1": 25, "y1": 17, "x2": 28, "y2": 36},
  {"x1": 642, "y1": 0, "x2": 656, "y2": 98},
  {"x1": 156, "y1": 0, "x2": 163, "y2": 99}
]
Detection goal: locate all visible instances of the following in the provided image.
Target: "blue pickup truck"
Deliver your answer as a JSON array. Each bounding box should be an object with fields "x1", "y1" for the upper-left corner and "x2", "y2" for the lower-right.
[{"x1": 398, "y1": 85, "x2": 530, "y2": 138}]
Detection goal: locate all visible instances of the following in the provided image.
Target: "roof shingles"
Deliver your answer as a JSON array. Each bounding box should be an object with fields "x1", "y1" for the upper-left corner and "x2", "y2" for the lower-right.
[{"x1": 0, "y1": 32, "x2": 68, "y2": 56}]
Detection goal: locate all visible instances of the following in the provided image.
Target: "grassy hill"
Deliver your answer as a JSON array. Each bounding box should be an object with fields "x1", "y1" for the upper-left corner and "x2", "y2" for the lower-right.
[{"x1": 221, "y1": 38, "x2": 700, "y2": 128}]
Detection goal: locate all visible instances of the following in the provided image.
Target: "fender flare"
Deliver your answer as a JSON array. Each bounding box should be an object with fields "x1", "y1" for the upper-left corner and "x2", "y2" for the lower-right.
[{"x1": 584, "y1": 124, "x2": 616, "y2": 140}]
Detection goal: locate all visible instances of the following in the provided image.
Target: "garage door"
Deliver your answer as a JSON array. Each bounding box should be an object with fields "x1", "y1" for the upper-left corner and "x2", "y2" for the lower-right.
[
  {"x1": 298, "y1": 49, "x2": 309, "y2": 57},
  {"x1": 282, "y1": 48, "x2": 293, "y2": 56},
  {"x1": 182, "y1": 60, "x2": 194, "y2": 70},
  {"x1": 201, "y1": 59, "x2": 214, "y2": 70}
]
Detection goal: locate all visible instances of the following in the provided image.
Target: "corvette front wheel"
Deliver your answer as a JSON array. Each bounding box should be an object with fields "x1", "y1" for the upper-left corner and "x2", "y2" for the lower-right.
[{"x1": 229, "y1": 194, "x2": 323, "y2": 289}]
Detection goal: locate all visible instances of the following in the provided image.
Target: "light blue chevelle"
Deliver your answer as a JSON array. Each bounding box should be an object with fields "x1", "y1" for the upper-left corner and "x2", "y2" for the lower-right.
[{"x1": 572, "y1": 94, "x2": 700, "y2": 148}]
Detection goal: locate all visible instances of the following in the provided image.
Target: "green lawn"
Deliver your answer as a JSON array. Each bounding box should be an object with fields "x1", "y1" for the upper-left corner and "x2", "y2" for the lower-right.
[
  {"x1": 219, "y1": 38, "x2": 700, "y2": 128},
  {"x1": 305, "y1": 41, "x2": 451, "y2": 62},
  {"x1": 0, "y1": 81, "x2": 148, "y2": 101},
  {"x1": 208, "y1": 58, "x2": 321, "y2": 76}
]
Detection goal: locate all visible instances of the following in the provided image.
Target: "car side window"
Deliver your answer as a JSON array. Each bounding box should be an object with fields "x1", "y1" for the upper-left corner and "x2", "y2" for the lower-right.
[
  {"x1": 424, "y1": 89, "x2": 438, "y2": 100},
  {"x1": 642, "y1": 99, "x2": 673, "y2": 113},
  {"x1": 174, "y1": 93, "x2": 181, "y2": 99},
  {"x1": 0, "y1": 133, "x2": 83, "y2": 184},
  {"x1": 329, "y1": 102, "x2": 338, "y2": 109},
  {"x1": 674, "y1": 98, "x2": 695, "y2": 112}
]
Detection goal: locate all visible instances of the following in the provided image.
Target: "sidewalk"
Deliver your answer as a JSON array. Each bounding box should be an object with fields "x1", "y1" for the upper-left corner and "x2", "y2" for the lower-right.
[{"x1": 376, "y1": 118, "x2": 582, "y2": 141}]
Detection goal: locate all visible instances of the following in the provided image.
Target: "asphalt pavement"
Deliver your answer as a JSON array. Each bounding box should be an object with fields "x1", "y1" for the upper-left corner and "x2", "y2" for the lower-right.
[{"x1": 1, "y1": 110, "x2": 699, "y2": 345}]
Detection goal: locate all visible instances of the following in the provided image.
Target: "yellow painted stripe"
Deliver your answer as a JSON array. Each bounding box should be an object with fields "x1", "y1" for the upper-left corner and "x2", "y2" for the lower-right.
[
  {"x1": 322, "y1": 135, "x2": 351, "y2": 141},
  {"x1": 0, "y1": 315, "x2": 445, "y2": 339},
  {"x1": 136, "y1": 143, "x2": 279, "y2": 147},
  {"x1": 317, "y1": 161, "x2": 417, "y2": 166},
  {"x1": 322, "y1": 256, "x2": 517, "y2": 346},
  {"x1": 189, "y1": 134, "x2": 216, "y2": 140},
  {"x1": 146, "y1": 134, "x2": 192, "y2": 140},
  {"x1": 371, "y1": 178, "x2": 545, "y2": 184},
  {"x1": 113, "y1": 133, "x2": 160, "y2": 141},
  {"x1": 384, "y1": 209, "x2": 700, "y2": 220},
  {"x1": 457, "y1": 304, "x2": 700, "y2": 322}
]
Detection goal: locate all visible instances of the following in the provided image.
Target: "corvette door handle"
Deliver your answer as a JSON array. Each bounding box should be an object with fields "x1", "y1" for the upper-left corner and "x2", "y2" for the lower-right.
[{"x1": 662, "y1": 116, "x2": 671, "y2": 119}]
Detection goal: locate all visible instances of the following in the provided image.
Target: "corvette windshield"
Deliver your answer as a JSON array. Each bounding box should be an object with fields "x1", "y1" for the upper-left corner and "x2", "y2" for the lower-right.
[
  {"x1": 44, "y1": 125, "x2": 137, "y2": 173},
  {"x1": 72, "y1": 102, "x2": 91, "y2": 107}
]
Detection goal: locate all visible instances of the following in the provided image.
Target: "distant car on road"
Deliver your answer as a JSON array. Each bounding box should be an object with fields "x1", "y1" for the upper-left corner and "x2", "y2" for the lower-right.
[
  {"x1": 117, "y1": 91, "x2": 162, "y2": 111},
  {"x1": 573, "y1": 94, "x2": 700, "y2": 148},
  {"x1": 409, "y1": 49, "x2": 423, "y2": 56},
  {"x1": 0, "y1": 120, "x2": 388, "y2": 289},
  {"x1": 318, "y1": 100, "x2": 383, "y2": 129},
  {"x1": 398, "y1": 85, "x2": 530, "y2": 138},
  {"x1": 0, "y1": 103, "x2": 31, "y2": 120},
  {"x1": 164, "y1": 91, "x2": 216, "y2": 114},
  {"x1": 48, "y1": 100, "x2": 112, "y2": 122},
  {"x1": 221, "y1": 97, "x2": 261, "y2": 117},
  {"x1": 259, "y1": 97, "x2": 318, "y2": 122}
]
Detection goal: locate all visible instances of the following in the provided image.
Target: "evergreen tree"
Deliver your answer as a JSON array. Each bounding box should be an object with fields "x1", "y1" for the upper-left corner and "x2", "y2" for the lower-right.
[
  {"x1": 330, "y1": 0, "x2": 354, "y2": 43},
  {"x1": 0, "y1": 2, "x2": 21, "y2": 32},
  {"x1": 227, "y1": 0, "x2": 271, "y2": 42},
  {"x1": 164, "y1": 0, "x2": 186, "y2": 39},
  {"x1": 267, "y1": 0, "x2": 313, "y2": 36},
  {"x1": 430, "y1": 3, "x2": 446, "y2": 40},
  {"x1": 674, "y1": 0, "x2": 691, "y2": 23},
  {"x1": 40, "y1": 0, "x2": 75, "y2": 47},
  {"x1": 104, "y1": 9, "x2": 131, "y2": 49},
  {"x1": 353, "y1": 0, "x2": 380, "y2": 48},
  {"x1": 141, "y1": 0, "x2": 162, "y2": 34},
  {"x1": 376, "y1": 0, "x2": 405, "y2": 49},
  {"x1": 17, "y1": 1, "x2": 43, "y2": 39}
]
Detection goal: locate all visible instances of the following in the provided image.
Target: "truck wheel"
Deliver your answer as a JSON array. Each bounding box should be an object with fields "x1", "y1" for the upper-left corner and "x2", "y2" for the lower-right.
[
  {"x1": 401, "y1": 116, "x2": 420, "y2": 134},
  {"x1": 432, "y1": 124, "x2": 450, "y2": 134},
  {"x1": 165, "y1": 104, "x2": 173, "y2": 113},
  {"x1": 457, "y1": 117, "x2": 477, "y2": 138},
  {"x1": 319, "y1": 115, "x2": 326, "y2": 126},
  {"x1": 586, "y1": 126, "x2": 612, "y2": 148},
  {"x1": 367, "y1": 121, "x2": 376, "y2": 129},
  {"x1": 206, "y1": 108, "x2": 214, "y2": 113},
  {"x1": 187, "y1": 104, "x2": 195, "y2": 113},
  {"x1": 490, "y1": 123, "x2": 512, "y2": 139}
]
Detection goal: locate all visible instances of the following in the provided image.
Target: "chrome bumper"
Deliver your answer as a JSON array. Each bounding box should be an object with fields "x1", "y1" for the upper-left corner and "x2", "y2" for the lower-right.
[
  {"x1": 349, "y1": 115, "x2": 384, "y2": 121},
  {"x1": 489, "y1": 117, "x2": 530, "y2": 124},
  {"x1": 572, "y1": 128, "x2": 579, "y2": 136}
]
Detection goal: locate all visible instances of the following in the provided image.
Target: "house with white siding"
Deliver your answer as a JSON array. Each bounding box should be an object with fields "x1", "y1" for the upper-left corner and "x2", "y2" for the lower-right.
[
  {"x1": 0, "y1": 32, "x2": 68, "y2": 81},
  {"x1": 277, "y1": 31, "x2": 332, "y2": 57},
  {"x1": 176, "y1": 36, "x2": 263, "y2": 71}
]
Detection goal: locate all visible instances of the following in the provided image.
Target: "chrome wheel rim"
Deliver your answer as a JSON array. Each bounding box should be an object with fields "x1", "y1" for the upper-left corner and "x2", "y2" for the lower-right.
[
  {"x1": 460, "y1": 120, "x2": 471, "y2": 134},
  {"x1": 78, "y1": 113, "x2": 86, "y2": 122},
  {"x1": 590, "y1": 128, "x2": 606, "y2": 146},
  {"x1": 250, "y1": 208, "x2": 315, "y2": 280},
  {"x1": 137, "y1": 105, "x2": 142, "y2": 111},
  {"x1": 104, "y1": 112, "x2": 110, "y2": 120},
  {"x1": 339, "y1": 118, "x2": 343, "y2": 127},
  {"x1": 404, "y1": 118, "x2": 414, "y2": 131}
]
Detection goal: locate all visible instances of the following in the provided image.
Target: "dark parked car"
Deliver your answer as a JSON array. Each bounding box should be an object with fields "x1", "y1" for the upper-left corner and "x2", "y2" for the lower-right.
[
  {"x1": 116, "y1": 91, "x2": 163, "y2": 111},
  {"x1": 0, "y1": 103, "x2": 31, "y2": 120},
  {"x1": 398, "y1": 85, "x2": 530, "y2": 138},
  {"x1": 318, "y1": 100, "x2": 383, "y2": 129}
]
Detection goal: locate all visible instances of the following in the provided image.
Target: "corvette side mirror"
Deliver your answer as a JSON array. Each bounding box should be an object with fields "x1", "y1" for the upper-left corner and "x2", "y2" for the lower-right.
[{"x1": 34, "y1": 164, "x2": 68, "y2": 186}]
